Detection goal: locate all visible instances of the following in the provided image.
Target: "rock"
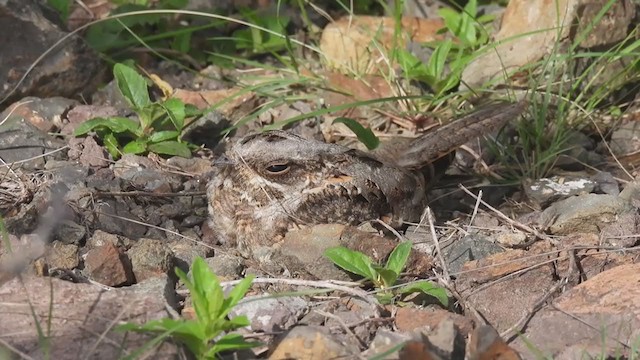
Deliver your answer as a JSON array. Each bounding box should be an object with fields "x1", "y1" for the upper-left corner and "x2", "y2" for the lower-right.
[
  {"x1": 460, "y1": 0, "x2": 633, "y2": 88},
  {"x1": 512, "y1": 263, "x2": 640, "y2": 358},
  {"x1": 456, "y1": 241, "x2": 558, "y2": 333},
  {"x1": 0, "y1": 96, "x2": 78, "y2": 132},
  {"x1": 592, "y1": 171, "x2": 620, "y2": 196},
  {"x1": 45, "y1": 241, "x2": 80, "y2": 270},
  {"x1": 0, "y1": 275, "x2": 178, "y2": 359},
  {"x1": 127, "y1": 238, "x2": 175, "y2": 282},
  {"x1": 118, "y1": 168, "x2": 183, "y2": 193},
  {"x1": 540, "y1": 194, "x2": 633, "y2": 235},
  {"x1": 84, "y1": 242, "x2": 134, "y2": 286},
  {"x1": 230, "y1": 296, "x2": 308, "y2": 333},
  {"x1": 86, "y1": 230, "x2": 121, "y2": 248},
  {"x1": 93, "y1": 199, "x2": 148, "y2": 239},
  {"x1": 165, "y1": 156, "x2": 214, "y2": 175},
  {"x1": 0, "y1": 113, "x2": 65, "y2": 170},
  {"x1": 53, "y1": 219, "x2": 86, "y2": 245},
  {"x1": 269, "y1": 325, "x2": 355, "y2": 359},
  {"x1": 204, "y1": 251, "x2": 244, "y2": 280},
  {"x1": 599, "y1": 212, "x2": 639, "y2": 248},
  {"x1": 444, "y1": 234, "x2": 504, "y2": 275},
  {"x1": 0, "y1": 0, "x2": 103, "y2": 104},
  {"x1": 494, "y1": 231, "x2": 528, "y2": 247},
  {"x1": 610, "y1": 120, "x2": 640, "y2": 157},
  {"x1": 168, "y1": 241, "x2": 212, "y2": 273},
  {"x1": 524, "y1": 176, "x2": 596, "y2": 207},
  {"x1": 67, "y1": 136, "x2": 110, "y2": 168},
  {"x1": 320, "y1": 15, "x2": 444, "y2": 74},
  {"x1": 366, "y1": 330, "x2": 411, "y2": 359},
  {"x1": 395, "y1": 307, "x2": 474, "y2": 336},
  {"x1": 575, "y1": 0, "x2": 636, "y2": 48}
]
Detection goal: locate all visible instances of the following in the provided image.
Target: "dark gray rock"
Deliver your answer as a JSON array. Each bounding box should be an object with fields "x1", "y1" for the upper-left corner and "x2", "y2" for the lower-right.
[
  {"x1": 0, "y1": 0, "x2": 103, "y2": 104},
  {"x1": 444, "y1": 234, "x2": 503, "y2": 275},
  {"x1": 0, "y1": 115, "x2": 65, "y2": 170},
  {"x1": 204, "y1": 251, "x2": 244, "y2": 279},
  {"x1": 0, "y1": 96, "x2": 78, "y2": 132},
  {"x1": 54, "y1": 220, "x2": 86, "y2": 245}
]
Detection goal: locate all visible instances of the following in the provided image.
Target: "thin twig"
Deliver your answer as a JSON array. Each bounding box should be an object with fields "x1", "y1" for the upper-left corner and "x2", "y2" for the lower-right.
[{"x1": 459, "y1": 184, "x2": 555, "y2": 245}]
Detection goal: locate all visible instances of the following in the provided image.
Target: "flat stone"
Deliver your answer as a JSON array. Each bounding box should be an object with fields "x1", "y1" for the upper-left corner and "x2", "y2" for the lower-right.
[
  {"x1": 541, "y1": 194, "x2": 633, "y2": 235},
  {"x1": 444, "y1": 234, "x2": 503, "y2": 275},
  {"x1": 230, "y1": 296, "x2": 308, "y2": 333},
  {"x1": 0, "y1": 275, "x2": 178, "y2": 359},
  {"x1": 513, "y1": 263, "x2": 640, "y2": 358}
]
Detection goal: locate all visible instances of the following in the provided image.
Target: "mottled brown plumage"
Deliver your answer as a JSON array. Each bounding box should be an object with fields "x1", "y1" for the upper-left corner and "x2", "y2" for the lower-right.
[{"x1": 207, "y1": 101, "x2": 526, "y2": 257}]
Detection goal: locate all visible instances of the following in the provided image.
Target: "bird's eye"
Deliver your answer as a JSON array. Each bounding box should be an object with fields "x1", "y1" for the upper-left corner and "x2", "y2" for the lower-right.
[{"x1": 265, "y1": 163, "x2": 290, "y2": 174}]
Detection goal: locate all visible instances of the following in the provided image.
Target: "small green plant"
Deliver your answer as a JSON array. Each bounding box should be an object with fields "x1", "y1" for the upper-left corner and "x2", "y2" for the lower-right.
[
  {"x1": 118, "y1": 257, "x2": 257, "y2": 359},
  {"x1": 324, "y1": 241, "x2": 448, "y2": 305},
  {"x1": 395, "y1": 0, "x2": 493, "y2": 96},
  {"x1": 74, "y1": 63, "x2": 196, "y2": 159}
]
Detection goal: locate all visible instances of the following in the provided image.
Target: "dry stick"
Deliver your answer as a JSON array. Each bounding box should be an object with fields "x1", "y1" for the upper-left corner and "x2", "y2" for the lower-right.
[
  {"x1": 94, "y1": 191, "x2": 206, "y2": 198},
  {"x1": 458, "y1": 184, "x2": 555, "y2": 245},
  {"x1": 467, "y1": 189, "x2": 483, "y2": 233},
  {"x1": 221, "y1": 277, "x2": 379, "y2": 308},
  {"x1": 425, "y1": 207, "x2": 451, "y2": 283},
  {"x1": 423, "y1": 207, "x2": 489, "y2": 325}
]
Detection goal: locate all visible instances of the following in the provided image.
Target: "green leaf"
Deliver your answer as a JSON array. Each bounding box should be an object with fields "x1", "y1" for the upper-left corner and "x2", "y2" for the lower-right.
[
  {"x1": 147, "y1": 141, "x2": 192, "y2": 158},
  {"x1": 162, "y1": 98, "x2": 186, "y2": 131},
  {"x1": 74, "y1": 117, "x2": 123, "y2": 136},
  {"x1": 399, "y1": 281, "x2": 449, "y2": 307},
  {"x1": 103, "y1": 132, "x2": 121, "y2": 159},
  {"x1": 122, "y1": 139, "x2": 148, "y2": 154},
  {"x1": 375, "y1": 292, "x2": 394, "y2": 305},
  {"x1": 324, "y1": 247, "x2": 375, "y2": 280},
  {"x1": 386, "y1": 241, "x2": 412, "y2": 276},
  {"x1": 47, "y1": 0, "x2": 71, "y2": 21},
  {"x1": 189, "y1": 257, "x2": 223, "y2": 324},
  {"x1": 374, "y1": 267, "x2": 399, "y2": 288},
  {"x1": 149, "y1": 130, "x2": 180, "y2": 143},
  {"x1": 222, "y1": 275, "x2": 254, "y2": 318},
  {"x1": 113, "y1": 63, "x2": 151, "y2": 111},
  {"x1": 332, "y1": 118, "x2": 380, "y2": 150},
  {"x1": 438, "y1": 7, "x2": 461, "y2": 37},
  {"x1": 208, "y1": 333, "x2": 259, "y2": 356}
]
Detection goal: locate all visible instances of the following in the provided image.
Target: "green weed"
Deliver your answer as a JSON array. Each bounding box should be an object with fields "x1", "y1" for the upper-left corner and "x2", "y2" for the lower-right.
[
  {"x1": 118, "y1": 257, "x2": 258, "y2": 359},
  {"x1": 324, "y1": 241, "x2": 448, "y2": 305},
  {"x1": 74, "y1": 63, "x2": 198, "y2": 159}
]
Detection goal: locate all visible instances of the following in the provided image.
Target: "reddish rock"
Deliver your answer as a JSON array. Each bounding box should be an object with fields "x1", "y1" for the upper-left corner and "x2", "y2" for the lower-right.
[
  {"x1": 84, "y1": 242, "x2": 134, "y2": 286},
  {"x1": 395, "y1": 307, "x2": 474, "y2": 336}
]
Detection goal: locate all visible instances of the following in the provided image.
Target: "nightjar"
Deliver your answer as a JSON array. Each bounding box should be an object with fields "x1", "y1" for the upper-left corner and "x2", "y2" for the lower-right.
[{"x1": 207, "y1": 101, "x2": 527, "y2": 257}]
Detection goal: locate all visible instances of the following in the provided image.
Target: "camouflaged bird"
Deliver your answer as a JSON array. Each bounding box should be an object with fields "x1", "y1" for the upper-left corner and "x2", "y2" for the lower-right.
[{"x1": 207, "y1": 101, "x2": 526, "y2": 256}]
